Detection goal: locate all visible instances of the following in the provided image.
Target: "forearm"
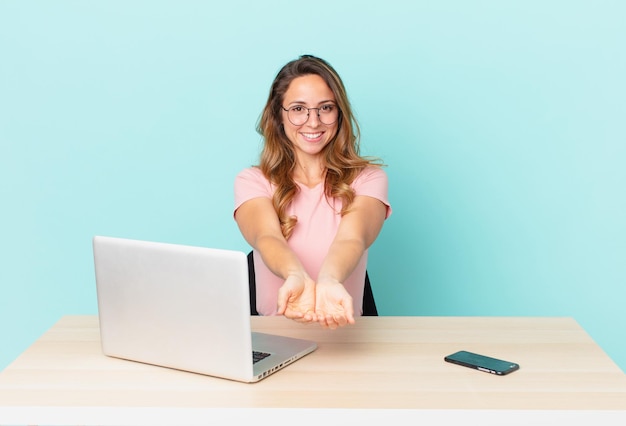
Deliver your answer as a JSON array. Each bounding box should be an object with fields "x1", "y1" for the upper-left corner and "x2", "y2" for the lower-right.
[
  {"x1": 317, "y1": 196, "x2": 387, "y2": 284},
  {"x1": 317, "y1": 238, "x2": 365, "y2": 284},
  {"x1": 255, "y1": 234, "x2": 310, "y2": 281}
]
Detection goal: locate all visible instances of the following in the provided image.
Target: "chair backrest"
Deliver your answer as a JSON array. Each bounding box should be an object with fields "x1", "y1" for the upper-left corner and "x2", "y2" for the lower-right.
[{"x1": 247, "y1": 251, "x2": 378, "y2": 316}]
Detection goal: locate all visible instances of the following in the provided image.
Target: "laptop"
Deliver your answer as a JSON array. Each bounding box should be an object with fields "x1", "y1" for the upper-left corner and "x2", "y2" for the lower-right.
[{"x1": 92, "y1": 235, "x2": 317, "y2": 383}]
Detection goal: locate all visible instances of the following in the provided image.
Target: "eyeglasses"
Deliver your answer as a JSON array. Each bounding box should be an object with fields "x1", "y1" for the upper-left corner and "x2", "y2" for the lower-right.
[{"x1": 281, "y1": 104, "x2": 340, "y2": 126}]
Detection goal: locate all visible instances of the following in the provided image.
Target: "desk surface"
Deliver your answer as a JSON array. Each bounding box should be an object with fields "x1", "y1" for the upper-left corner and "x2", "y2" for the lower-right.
[{"x1": 1, "y1": 315, "x2": 625, "y2": 423}]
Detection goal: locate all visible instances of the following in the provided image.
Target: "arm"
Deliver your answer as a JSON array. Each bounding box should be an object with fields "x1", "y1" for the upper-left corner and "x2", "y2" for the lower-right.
[
  {"x1": 315, "y1": 195, "x2": 388, "y2": 329},
  {"x1": 234, "y1": 196, "x2": 317, "y2": 322}
]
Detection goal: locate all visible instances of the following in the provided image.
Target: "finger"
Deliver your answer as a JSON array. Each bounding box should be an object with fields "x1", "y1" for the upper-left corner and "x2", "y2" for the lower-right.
[
  {"x1": 276, "y1": 289, "x2": 288, "y2": 315},
  {"x1": 333, "y1": 313, "x2": 348, "y2": 328},
  {"x1": 283, "y1": 307, "x2": 304, "y2": 320},
  {"x1": 325, "y1": 313, "x2": 338, "y2": 330},
  {"x1": 276, "y1": 302, "x2": 286, "y2": 316},
  {"x1": 315, "y1": 312, "x2": 329, "y2": 329},
  {"x1": 303, "y1": 310, "x2": 317, "y2": 322},
  {"x1": 343, "y1": 297, "x2": 356, "y2": 325}
]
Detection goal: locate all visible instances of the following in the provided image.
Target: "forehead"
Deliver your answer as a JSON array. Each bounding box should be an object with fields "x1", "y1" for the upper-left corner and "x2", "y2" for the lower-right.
[{"x1": 283, "y1": 74, "x2": 335, "y2": 104}]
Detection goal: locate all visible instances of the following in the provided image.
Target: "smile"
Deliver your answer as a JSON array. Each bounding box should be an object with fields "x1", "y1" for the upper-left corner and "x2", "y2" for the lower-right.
[{"x1": 301, "y1": 132, "x2": 323, "y2": 141}]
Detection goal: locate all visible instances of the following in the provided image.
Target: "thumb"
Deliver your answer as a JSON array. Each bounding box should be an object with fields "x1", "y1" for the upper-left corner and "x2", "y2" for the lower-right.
[
  {"x1": 276, "y1": 287, "x2": 288, "y2": 315},
  {"x1": 343, "y1": 296, "x2": 356, "y2": 324}
]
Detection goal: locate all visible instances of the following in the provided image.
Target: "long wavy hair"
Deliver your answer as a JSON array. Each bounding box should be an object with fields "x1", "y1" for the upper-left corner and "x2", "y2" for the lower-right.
[{"x1": 257, "y1": 55, "x2": 381, "y2": 239}]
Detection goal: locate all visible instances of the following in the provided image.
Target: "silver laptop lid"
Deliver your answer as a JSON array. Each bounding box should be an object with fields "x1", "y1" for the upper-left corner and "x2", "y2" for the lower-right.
[{"x1": 93, "y1": 236, "x2": 255, "y2": 381}]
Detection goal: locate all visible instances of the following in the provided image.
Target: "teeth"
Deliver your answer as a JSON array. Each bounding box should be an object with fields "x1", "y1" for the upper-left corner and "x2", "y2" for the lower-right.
[{"x1": 302, "y1": 132, "x2": 322, "y2": 138}]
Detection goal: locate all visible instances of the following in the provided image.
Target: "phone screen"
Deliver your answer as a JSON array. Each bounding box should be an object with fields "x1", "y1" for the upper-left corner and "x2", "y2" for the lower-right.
[{"x1": 444, "y1": 350, "x2": 519, "y2": 375}]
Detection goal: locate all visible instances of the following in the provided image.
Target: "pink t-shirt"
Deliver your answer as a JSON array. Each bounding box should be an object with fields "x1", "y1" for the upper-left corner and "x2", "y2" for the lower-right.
[{"x1": 234, "y1": 166, "x2": 392, "y2": 316}]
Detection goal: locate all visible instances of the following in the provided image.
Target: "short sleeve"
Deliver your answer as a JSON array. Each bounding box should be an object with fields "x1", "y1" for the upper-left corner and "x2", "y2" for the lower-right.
[
  {"x1": 352, "y1": 166, "x2": 392, "y2": 219},
  {"x1": 233, "y1": 167, "x2": 273, "y2": 217}
]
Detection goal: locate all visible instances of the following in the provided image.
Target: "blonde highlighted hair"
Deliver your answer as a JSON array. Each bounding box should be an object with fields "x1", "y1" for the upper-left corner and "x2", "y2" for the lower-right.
[{"x1": 257, "y1": 55, "x2": 381, "y2": 239}]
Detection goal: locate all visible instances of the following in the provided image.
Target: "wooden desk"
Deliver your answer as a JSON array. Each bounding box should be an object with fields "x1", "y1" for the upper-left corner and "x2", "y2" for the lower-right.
[{"x1": 1, "y1": 315, "x2": 625, "y2": 425}]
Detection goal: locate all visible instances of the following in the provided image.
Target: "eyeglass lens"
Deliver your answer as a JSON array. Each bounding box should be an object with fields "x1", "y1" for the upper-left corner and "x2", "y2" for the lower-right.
[{"x1": 286, "y1": 105, "x2": 339, "y2": 125}]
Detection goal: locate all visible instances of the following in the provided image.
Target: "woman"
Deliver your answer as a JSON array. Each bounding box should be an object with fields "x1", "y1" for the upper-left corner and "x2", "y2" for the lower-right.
[{"x1": 234, "y1": 55, "x2": 391, "y2": 329}]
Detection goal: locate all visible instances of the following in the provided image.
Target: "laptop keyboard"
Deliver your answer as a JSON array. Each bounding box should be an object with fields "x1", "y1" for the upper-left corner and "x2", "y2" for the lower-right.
[{"x1": 253, "y1": 351, "x2": 271, "y2": 364}]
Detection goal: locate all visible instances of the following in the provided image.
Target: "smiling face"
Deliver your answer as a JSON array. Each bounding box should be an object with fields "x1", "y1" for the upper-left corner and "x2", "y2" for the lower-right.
[{"x1": 281, "y1": 74, "x2": 339, "y2": 161}]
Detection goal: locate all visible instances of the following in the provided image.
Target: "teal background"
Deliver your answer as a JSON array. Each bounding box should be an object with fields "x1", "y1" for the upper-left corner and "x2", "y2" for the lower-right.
[{"x1": 1, "y1": 1, "x2": 624, "y2": 372}]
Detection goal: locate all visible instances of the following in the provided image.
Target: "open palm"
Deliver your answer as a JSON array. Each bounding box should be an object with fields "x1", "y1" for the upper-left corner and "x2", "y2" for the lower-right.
[
  {"x1": 277, "y1": 274, "x2": 317, "y2": 322},
  {"x1": 315, "y1": 281, "x2": 355, "y2": 329}
]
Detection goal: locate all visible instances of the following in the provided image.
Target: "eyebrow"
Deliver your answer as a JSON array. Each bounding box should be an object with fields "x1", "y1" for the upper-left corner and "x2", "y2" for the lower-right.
[{"x1": 286, "y1": 99, "x2": 337, "y2": 106}]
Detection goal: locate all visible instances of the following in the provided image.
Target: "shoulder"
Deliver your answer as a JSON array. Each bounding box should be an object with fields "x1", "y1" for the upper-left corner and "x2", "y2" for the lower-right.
[
  {"x1": 352, "y1": 166, "x2": 388, "y2": 187},
  {"x1": 352, "y1": 166, "x2": 392, "y2": 218},
  {"x1": 234, "y1": 167, "x2": 274, "y2": 205},
  {"x1": 235, "y1": 167, "x2": 271, "y2": 189},
  {"x1": 236, "y1": 166, "x2": 265, "y2": 181}
]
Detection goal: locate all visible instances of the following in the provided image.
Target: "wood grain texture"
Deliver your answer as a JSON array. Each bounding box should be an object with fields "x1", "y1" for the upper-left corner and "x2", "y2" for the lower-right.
[{"x1": 1, "y1": 315, "x2": 625, "y2": 410}]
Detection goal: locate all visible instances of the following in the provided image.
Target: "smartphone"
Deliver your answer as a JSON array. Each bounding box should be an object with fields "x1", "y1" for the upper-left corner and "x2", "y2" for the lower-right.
[{"x1": 444, "y1": 350, "x2": 520, "y2": 375}]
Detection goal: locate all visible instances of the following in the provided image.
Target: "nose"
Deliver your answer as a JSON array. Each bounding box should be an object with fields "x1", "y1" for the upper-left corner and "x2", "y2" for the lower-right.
[{"x1": 305, "y1": 108, "x2": 321, "y2": 126}]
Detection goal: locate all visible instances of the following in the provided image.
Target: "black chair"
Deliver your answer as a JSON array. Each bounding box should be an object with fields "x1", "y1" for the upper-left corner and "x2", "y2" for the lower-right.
[{"x1": 247, "y1": 251, "x2": 378, "y2": 316}]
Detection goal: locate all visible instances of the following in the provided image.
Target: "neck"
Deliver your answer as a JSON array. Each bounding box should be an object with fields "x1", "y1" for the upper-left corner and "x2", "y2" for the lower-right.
[{"x1": 294, "y1": 159, "x2": 325, "y2": 188}]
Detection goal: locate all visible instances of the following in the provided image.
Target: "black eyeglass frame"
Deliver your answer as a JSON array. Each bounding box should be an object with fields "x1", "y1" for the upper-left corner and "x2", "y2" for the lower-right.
[{"x1": 281, "y1": 104, "x2": 341, "y2": 126}]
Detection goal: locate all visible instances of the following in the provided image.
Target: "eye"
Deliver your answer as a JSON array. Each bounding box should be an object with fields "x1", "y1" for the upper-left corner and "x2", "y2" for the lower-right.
[
  {"x1": 290, "y1": 106, "x2": 306, "y2": 113},
  {"x1": 320, "y1": 104, "x2": 335, "y2": 112}
]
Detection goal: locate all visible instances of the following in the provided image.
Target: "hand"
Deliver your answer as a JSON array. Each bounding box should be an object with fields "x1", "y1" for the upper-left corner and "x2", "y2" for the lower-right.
[
  {"x1": 314, "y1": 279, "x2": 355, "y2": 329},
  {"x1": 276, "y1": 273, "x2": 317, "y2": 323}
]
